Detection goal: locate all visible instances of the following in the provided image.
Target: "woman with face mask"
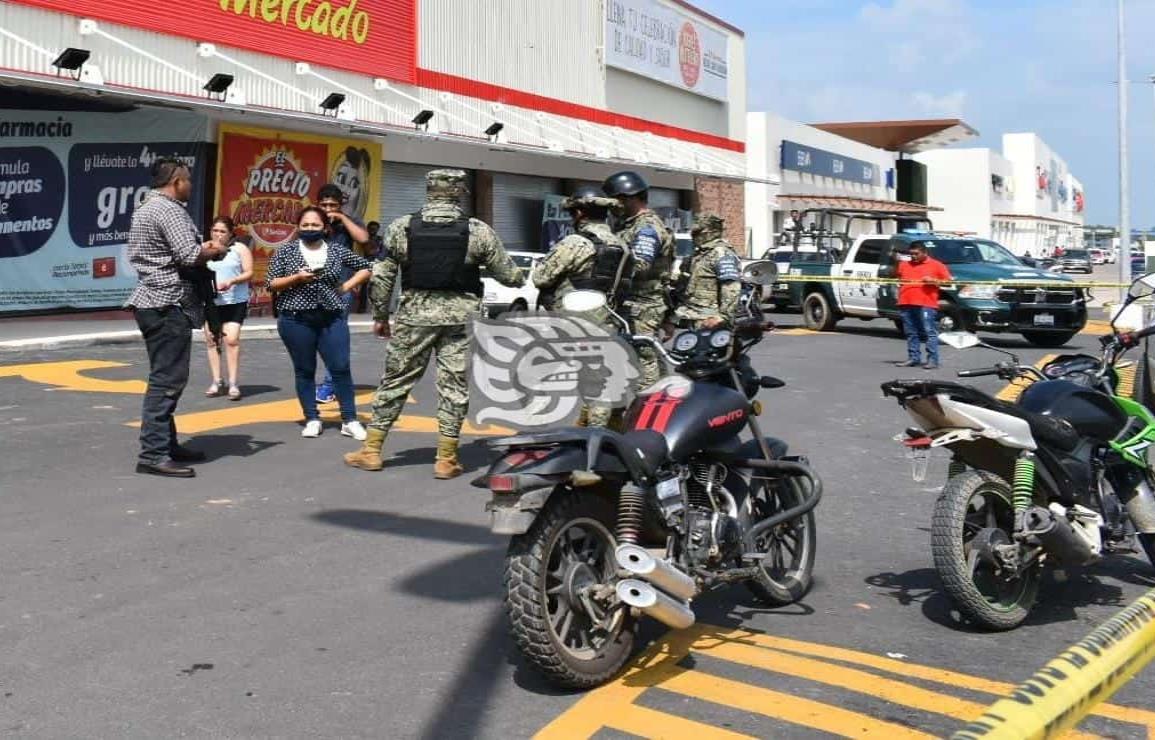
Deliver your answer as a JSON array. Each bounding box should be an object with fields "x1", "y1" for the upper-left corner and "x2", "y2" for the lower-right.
[{"x1": 266, "y1": 206, "x2": 372, "y2": 439}]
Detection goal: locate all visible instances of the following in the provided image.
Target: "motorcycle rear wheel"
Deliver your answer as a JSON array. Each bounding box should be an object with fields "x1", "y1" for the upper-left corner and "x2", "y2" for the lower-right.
[
  {"x1": 932, "y1": 471, "x2": 1040, "y2": 631},
  {"x1": 503, "y1": 489, "x2": 635, "y2": 689},
  {"x1": 741, "y1": 475, "x2": 816, "y2": 606}
]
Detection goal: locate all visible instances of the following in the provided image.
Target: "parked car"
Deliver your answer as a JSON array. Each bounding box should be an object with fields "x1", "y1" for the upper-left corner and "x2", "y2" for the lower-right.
[
  {"x1": 483, "y1": 251, "x2": 543, "y2": 316},
  {"x1": 1105, "y1": 247, "x2": 1118, "y2": 264},
  {"x1": 1090, "y1": 248, "x2": 1107, "y2": 265},
  {"x1": 1058, "y1": 249, "x2": 1093, "y2": 273}
]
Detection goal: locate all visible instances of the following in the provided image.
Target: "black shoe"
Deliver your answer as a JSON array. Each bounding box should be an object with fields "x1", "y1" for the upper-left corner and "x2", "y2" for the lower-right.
[
  {"x1": 895, "y1": 360, "x2": 921, "y2": 367},
  {"x1": 136, "y1": 460, "x2": 196, "y2": 478},
  {"x1": 170, "y1": 445, "x2": 207, "y2": 463}
]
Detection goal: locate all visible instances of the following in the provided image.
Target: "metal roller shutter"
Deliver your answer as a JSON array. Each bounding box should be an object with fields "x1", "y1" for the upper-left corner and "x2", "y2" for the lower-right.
[
  {"x1": 378, "y1": 162, "x2": 473, "y2": 228},
  {"x1": 648, "y1": 188, "x2": 681, "y2": 210},
  {"x1": 492, "y1": 173, "x2": 563, "y2": 253}
]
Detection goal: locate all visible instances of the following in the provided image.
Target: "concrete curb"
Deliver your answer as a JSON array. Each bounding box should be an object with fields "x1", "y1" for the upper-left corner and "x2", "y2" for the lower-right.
[{"x1": 0, "y1": 321, "x2": 377, "y2": 352}]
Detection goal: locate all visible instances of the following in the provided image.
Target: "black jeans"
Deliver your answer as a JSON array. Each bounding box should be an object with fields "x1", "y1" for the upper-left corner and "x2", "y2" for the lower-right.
[{"x1": 135, "y1": 306, "x2": 193, "y2": 463}]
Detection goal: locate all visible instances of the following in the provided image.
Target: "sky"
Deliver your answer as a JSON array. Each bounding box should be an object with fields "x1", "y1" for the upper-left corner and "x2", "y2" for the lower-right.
[{"x1": 691, "y1": 0, "x2": 1155, "y2": 228}]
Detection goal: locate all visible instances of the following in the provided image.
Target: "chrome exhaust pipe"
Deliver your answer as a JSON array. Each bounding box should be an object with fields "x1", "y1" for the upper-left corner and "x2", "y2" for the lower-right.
[
  {"x1": 615, "y1": 544, "x2": 698, "y2": 601},
  {"x1": 615, "y1": 579, "x2": 695, "y2": 630}
]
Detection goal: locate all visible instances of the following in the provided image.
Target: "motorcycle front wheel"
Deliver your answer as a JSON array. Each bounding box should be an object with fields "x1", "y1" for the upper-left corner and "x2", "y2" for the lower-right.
[
  {"x1": 740, "y1": 475, "x2": 816, "y2": 606},
  {"x1": 503, "y1": 489, "x2": 635, "y2": 689},
  {"x1": 932, "y1": 471, "x2": 1040, "y2": 630}
]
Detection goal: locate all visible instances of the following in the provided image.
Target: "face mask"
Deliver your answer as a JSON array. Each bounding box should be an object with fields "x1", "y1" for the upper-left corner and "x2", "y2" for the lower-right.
[{"x1": 299, "y1": 229, "x2": 325, "y2": 243}]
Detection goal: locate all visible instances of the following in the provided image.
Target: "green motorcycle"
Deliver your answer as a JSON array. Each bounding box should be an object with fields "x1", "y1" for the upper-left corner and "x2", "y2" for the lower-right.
[{"x1": 881, "y1": 274, "x2": 1155, "y2": 630}]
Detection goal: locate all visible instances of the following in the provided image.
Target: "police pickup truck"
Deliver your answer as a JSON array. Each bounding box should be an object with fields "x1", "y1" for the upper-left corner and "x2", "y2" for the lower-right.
[{"x1": 771, "y1": 232, "x2": 1088, "y2": 348}]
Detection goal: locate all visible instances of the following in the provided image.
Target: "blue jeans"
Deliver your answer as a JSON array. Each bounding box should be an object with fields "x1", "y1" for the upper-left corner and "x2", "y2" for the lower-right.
[
  {"x1": 901, "y1": 306, "x2": 939, "y2": 364},
  {"x1": 319, "y1": 292, "x2": 356, "y2": 388},
  {"x1": 278, "y1": 309, "x2": 357, "y2": 422}
]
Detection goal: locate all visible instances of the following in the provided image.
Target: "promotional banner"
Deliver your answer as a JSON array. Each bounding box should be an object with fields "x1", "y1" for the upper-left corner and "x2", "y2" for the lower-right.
[
  {"x1": 214, "y1": 123, "x2": 382, "y2": 305},
  {"x1": 11, "y1": 0, "x2": 416, "y2": 83},
  {"x1": 0, "y1": 108, "x2": 209, "y2": 314},
  {"x1": 605, "y1": 0, "x2": 729, "y2": 102}
]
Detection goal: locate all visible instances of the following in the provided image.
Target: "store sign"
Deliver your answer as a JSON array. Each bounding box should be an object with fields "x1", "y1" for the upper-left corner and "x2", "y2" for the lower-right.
[
  {"x1": 214, "y1": 123, "x2": 382, "y2": 305},
  {"x1": 0, "y1": 109, "x2": 208, "y2": 314},
  {"x1": 780, "y1": 140, "x2": 879, "y2": 186},
  {"x1": 10, "y1": 0, "x2": 416, "y2": 82},
  {"x1": 605, "y1": 0, "x2": 729, "y2": 102}
]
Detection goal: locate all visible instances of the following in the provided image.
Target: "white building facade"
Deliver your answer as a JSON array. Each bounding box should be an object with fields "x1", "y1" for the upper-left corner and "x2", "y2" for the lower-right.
[
  {"x1": 915, "y1": 133, "x2": 1085, "y2": 258},
  {"x1": 0, "y1": 0, "x2": 750, "y2": 314},
  {"x1": 746, "y1": 112, "x2": 899, "y2": 255}
]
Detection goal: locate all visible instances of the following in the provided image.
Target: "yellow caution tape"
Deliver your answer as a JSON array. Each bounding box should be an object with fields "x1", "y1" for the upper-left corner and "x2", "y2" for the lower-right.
[{"x1": 951, "y1": 588, "x2": 1155, "y2": 740}]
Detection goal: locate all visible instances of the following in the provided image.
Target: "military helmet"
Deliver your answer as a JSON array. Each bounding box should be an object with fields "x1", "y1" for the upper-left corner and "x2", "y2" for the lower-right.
[
  {"x1": 562, "y1": 184, "x2": 619, "y2": 213},
  {"x1": 426, "y1": 168, "x2": 468, "y2": 198},
  {"x1": 602, "y1": 170, "x2": 650, "y2": 198},
  {"x1": 691, "y1": 212, "x2": 725, "y2": 242}
]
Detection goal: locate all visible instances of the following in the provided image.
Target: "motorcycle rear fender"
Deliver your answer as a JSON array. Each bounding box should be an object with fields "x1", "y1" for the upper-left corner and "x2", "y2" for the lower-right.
[{"x1": 477, "y1": 437, "x2": 631, "y2": 536}]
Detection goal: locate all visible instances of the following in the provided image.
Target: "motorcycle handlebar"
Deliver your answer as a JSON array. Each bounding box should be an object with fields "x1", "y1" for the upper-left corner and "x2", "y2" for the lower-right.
[{"x1": 957, "y1": 367, "x2": 1003, "y2": 378}]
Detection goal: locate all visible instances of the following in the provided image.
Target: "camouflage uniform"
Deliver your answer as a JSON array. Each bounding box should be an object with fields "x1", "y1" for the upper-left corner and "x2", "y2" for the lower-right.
[
  {"x1": 617, "y1": 209, "x2": 675, "y2": 387},
  {"x1": 533, "y1": 212, "x2": 629, "y2": 427},
  {"x1": 355, "y1": 170, "x2": 523, "y2": 471},
  {"x1": 674, "y1": 214, "x2": 742, "y2": 328}
]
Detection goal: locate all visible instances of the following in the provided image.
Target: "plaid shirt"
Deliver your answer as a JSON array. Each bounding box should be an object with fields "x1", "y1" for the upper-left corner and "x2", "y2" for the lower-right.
[{"x1": 125, "y1": 190, "x2": 203, "y2": 321}]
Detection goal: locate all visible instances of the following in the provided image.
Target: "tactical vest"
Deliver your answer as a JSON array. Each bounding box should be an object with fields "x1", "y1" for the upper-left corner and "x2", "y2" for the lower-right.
[
  {"x1": 401, "y1": 214, "x2": 481, "y2": 293},
  {"x1": 570, "y1": 231, "x2": 633, "y2": 305}
]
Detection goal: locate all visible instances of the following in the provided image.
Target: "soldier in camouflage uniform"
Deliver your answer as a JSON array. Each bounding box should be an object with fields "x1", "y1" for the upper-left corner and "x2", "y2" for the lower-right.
[
  {"x1": 602, "y1": 171, "x2": 675, "y2": 389},
  {"x1": 344, "y1": 169, "x2": 524, "y2": 478},
  {"x1": 533, "y1": 186, "x2": 633, "y2": 427},
  {"x1": 673, "y1": 213, "x2": 742, "y2": 329}
]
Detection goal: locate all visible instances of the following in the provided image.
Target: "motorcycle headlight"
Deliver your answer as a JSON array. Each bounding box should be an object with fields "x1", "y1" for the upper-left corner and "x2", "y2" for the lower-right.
[{"x1": 958, "y1": 284, "x2": 1000, "y2": 300}]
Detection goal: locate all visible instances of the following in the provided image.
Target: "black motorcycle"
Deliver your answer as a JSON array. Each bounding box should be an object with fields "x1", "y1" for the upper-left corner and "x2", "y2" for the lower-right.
[{"x1": 474, "y1": 261, "x2": 822, "y2": 689}]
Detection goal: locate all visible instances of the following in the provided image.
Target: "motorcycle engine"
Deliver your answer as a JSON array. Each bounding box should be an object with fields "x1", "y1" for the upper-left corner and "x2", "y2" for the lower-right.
[{"x1": 682, "y1": 463, "x2": 743, "y2": 567}]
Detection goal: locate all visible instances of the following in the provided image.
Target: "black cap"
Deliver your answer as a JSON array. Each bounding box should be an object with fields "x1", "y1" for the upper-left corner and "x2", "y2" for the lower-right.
[{"x1": 602, "y1": 171, "x2": 650, "y2": 197}]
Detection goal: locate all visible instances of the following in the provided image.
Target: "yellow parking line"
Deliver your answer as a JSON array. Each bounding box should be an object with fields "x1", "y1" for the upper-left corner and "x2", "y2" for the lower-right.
[
  {"x1": 701, "y1": 636, "x2": 1097, "y2": 740},
  {"x1": 729, "y1": 629, "x2": 1155, "y2": 733},
  {"x1": 605, "y1": 704, "x2": 757, "y2": 740},
  {"x1": 658, "y1": 668, "x2": 936, "y2": 738}
]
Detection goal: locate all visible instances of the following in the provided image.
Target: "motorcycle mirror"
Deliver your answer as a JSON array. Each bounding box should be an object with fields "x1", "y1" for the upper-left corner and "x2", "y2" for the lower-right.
[
  {"x1": 1128, "y1": 273, "x2": 1155, "y2": 300},
  {"x1": 741, "y1": 260, "x2": 779, "y2": 286},
  {"x1": 939, "y1": 332, "x2": 982, "y2": 350}
]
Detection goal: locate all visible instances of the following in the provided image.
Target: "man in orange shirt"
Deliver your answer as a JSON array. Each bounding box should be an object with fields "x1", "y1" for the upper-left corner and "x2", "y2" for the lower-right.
[{"x1": 894, "y1": 242, "x2": 952, "y2": 370}]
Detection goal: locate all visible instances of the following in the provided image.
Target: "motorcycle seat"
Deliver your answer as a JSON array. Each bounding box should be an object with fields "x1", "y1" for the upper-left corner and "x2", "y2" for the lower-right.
[{"x1": 882, "y1": 379, "x2": 1080, "y2": 452}]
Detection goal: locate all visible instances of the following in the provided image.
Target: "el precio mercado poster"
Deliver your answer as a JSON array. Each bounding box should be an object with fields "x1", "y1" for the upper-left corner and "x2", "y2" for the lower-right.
[
  {"x1": 213, "y1": 123, "x2": 382, "y2": 305},
  {"x1": 0, "y1": 108, "x2": 209, "y2": 314}
]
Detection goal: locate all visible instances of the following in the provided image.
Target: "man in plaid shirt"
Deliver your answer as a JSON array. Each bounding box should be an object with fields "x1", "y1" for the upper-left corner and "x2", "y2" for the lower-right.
[{"x1": 125, "y1": 157, "x2": 226, "y2": 478}]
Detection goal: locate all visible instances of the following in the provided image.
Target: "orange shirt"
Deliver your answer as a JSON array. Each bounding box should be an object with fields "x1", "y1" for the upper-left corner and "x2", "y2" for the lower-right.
[{"x1": 896, "y1": 257, "x2": 952, "y2": 308}]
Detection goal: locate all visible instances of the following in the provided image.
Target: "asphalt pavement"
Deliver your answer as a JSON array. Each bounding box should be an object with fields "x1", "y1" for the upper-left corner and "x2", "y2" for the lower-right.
[{"x1": 0, "y1": 316, "x2": 1153, "y2": 738}]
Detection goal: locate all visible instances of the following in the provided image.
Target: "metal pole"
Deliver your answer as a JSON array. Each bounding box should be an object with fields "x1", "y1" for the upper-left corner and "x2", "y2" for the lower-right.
[{"x1": 1119, "y1": 0, "x2": 1131, "y2": 300}]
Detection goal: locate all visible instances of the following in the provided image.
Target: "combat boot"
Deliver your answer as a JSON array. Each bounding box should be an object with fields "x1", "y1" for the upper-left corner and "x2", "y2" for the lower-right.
[
  {"x1": 433, "y1": 434, "x2": 464, "y2": 480},
  {"x1": 343, "y1": 428, "x2": 387, "y2": 471}
]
